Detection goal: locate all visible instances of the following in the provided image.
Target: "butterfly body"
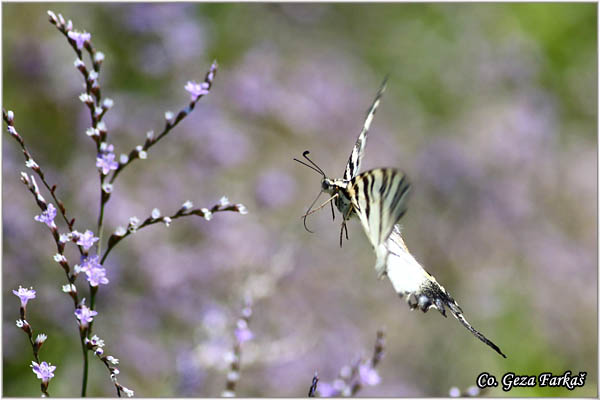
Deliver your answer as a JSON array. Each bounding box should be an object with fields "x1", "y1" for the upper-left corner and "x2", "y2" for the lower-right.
[{"x1": 296, "y1": 76, "x2": 506, "y2": 358}]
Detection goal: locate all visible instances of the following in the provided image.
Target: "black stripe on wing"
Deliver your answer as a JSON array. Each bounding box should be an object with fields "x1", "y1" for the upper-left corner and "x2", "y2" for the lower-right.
[
  {"x1": 349, "y1": 168, "x2": 410, "y2": 249},
  {"x1": 343, "y1": 76, "x2": 389, "y2": 181}
]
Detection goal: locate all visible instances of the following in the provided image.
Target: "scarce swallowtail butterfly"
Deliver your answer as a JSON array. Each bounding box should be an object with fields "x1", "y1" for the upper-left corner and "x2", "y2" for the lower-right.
[{"x1": 294, "y1": 77, "x2": 506, "y2": 358}]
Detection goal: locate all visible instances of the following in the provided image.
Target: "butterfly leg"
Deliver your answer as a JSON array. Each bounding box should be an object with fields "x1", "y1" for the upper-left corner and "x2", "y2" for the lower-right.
[{"x1": 339, "y1": 206, "x2": 353, "y2": 247}]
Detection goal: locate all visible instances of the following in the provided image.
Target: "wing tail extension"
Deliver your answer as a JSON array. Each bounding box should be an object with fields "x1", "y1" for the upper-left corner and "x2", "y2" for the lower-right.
[{"x1": 384, "y1": 227, "x2": 507, "y2": 358}]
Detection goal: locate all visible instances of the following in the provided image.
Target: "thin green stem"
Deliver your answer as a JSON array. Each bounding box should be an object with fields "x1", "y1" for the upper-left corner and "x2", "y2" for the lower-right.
[
  {"x1": 97, "y1": 174, "x2": 107, "y2": 255},
  {"x1": 80, "y1": 336, "x2": 89, "y2": 397}
]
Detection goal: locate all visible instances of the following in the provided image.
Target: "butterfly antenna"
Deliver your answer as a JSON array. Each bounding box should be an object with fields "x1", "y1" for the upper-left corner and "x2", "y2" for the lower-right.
[
  {"x1": 303, "y1": 151, "x2": 327, "y2": 176},
  {"x1": 293, "y1": 151, "x2": 326, "y2": 178}
]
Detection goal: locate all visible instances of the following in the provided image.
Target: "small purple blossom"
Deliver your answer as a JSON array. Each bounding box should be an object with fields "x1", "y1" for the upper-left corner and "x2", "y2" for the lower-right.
[
  {"x1": 34, "y1": 203, "x2": 57, "y2": 228},
  {"x1": 31, "y1": 361, "x2": 56, "y2": 383},
  {"x1": 75, "y1": 229, "x2": 99, "y2": 251},
  {"x1": 96, "y1": 152, "x2": 118, "y2": 175},
  {"x1": 75, "y1": 255, "x2": 109, "y2": 286},
  {"x1": 86, "y1": 264, "x2": 109, "y2": 287},
  {"x1": 234, "y1": 320, "x2": 253, "y2": 343},
  {"x1": 185, "y1": 80, "x2": 210, "y2": 100},
  {"x1": 13, "y1": 286, "x2": 36, "y2": 308},
  {"x1": 67, "y1": 30, "x2": 91, "y2": 49},
  {"x1": 76, "y1": 255, "x2": 100, "y2": 274},
  {"x1": 358, "y1": 364, "x2": 381, "y2": 386},
  {"x1": 75, "y1": 304, "x2": 98, "y2": 327}
]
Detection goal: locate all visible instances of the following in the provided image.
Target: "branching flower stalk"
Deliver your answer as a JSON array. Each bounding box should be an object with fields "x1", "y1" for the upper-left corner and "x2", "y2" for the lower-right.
[
  {"x1": 101, "y1": 197, "x2": 247, "y2": 265},
  {"x1": 13, "y1": 286, "x2": 55, "y2": 397},
  {"x1": 222, "y1": 298, "x2": 254, "y2": 397},
  {"x1": 4, "y1": 9, "x2": 246, "y2": 397}
]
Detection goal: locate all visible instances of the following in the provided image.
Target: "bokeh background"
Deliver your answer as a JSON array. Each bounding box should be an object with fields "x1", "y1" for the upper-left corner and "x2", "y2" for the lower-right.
[{"x1": 2, "y1": 2, "x2": 597, "y2": 397}]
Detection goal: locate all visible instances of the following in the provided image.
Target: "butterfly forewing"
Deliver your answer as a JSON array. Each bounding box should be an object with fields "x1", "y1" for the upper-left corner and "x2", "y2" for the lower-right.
[
  {"x1": 348, "y1": 168, "x2": 410, "y2": 249},
  {"x1": 343, "y1": 77, "x2": 388, "y2": 181}
]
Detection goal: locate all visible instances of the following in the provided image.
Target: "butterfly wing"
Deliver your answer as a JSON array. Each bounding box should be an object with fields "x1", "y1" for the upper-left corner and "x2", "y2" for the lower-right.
[
  {"x1": 349, "y1": 168, "x2": 410, "y2": 274},
  {"x1": 386, "y1": 225, "x2": 507, "y2": 358},
  {"x1": 343, "y1": 76, "x2": 388, "y2": 181}
]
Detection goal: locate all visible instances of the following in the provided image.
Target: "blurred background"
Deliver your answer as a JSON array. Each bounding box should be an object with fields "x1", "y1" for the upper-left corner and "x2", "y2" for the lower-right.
[{"x1": 2, "y1": 3, "x2": 597, "y2": 397}]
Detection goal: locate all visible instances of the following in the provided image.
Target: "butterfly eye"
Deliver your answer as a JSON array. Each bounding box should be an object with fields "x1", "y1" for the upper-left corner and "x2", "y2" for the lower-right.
[{"x1": 321, "y1": 180, "x2": 330, "y2": 190}]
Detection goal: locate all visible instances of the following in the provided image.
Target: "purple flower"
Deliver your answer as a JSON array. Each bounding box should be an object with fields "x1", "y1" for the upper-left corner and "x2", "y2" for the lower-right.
[
  {"x1": 86, "y1": 264, "x2": 109, "y2": 287},
  {"x1": 31, "y1": 361, "x2": 56, "y2": 383},
  {"x1": 96, "y1": 152, "x2": 118, "y2": 175},
  {"x1": 34, "y1": 203, "x2": 57, "y2": 228},
  {"x1": 75, "y1": 304, "x2": 98, "y2": 327},
  {"x1": 317, "y1": 382, "x2": 338, "y2": 397},
  {"x1": 13, "y1": 286, "x2": 36, "y2": 308},
  {"x1": 67, "y1": 31, "x2": 91, "y2": 49},
  {"x1": 75, "y1": 255, "x2": 109, "y2": 286},
  {"x1": 358, "y1": 364, "x2": 381, "y2": 386},
  {"x1": 185, "y1": 80, "x2": 210, "y2": 100},
  {"x1": 76, "y1": 255, "x2": 100, "y2": 273},
  {"x1": 75, "y1": 230, "x2": 99, "y2": 251},
  {"x1": 234, "y1": 320, "x2": 253, "y2": 343}
]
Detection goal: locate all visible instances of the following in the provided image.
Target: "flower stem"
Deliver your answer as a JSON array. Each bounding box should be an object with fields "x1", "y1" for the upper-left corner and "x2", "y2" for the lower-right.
[{"x1": 80, "y1": 336, "x2": 89, "y2": 397}]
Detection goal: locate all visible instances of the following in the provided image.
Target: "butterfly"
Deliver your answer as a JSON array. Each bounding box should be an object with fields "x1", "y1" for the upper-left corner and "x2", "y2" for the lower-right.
[{"x1": 294, "y1": 77, "x2": 506, "y2": 358}]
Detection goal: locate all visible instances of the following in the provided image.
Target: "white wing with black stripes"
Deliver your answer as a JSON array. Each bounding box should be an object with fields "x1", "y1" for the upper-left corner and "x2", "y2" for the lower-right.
[
  {"x1": 347, "y1": 168, "x2": 410, "y2": 277},
  {"x1": 385, "y1": 226, "x2": 507, "y2": 358},
  {"x1": 343, "y1": 77, "x2": 388, "y2": 181}
]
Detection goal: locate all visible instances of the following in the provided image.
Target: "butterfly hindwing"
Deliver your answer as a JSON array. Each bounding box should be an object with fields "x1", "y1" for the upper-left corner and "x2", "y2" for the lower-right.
[
  {"x1": 348, "y1": 168, "x2": 410, "y2": 250},
  {"x1": 385, "y1": 226, "x2": 507, "y2": 358},
  {"x1": 343, "y1": 76, "x2": 388, "y2": 181}
]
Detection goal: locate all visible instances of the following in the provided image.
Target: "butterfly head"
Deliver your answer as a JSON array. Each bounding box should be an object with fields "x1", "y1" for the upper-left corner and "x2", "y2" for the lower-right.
[
  {"x1": 294, "y1": 150, "x2": 342, "y2": 232},
  {"x1": 321, "y1": 177, "x2": 333, "y2": 192},
  {"x1": 321, "y1": 177, "x2": 346, "y2": 195}
]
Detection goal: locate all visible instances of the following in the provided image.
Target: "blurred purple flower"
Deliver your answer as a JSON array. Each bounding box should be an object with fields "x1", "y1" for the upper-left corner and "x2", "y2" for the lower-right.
[
  {"x1": 358, "y1": 364, "x2": 381, "y2": 386},
  {"x1": 75, "y1": 304, "x2": 98, "y2": 327},
  {"x1": 13, "y1": 286, "x2": 36, "y2": 307},
  {"x1": 34, "y1": 203, "x2": 57, "y2": 228},
  {"x1": 31, "y1": 361, "x2": 56, "y2": 383},
  {"x1": 67, "y1": 31, "x2": 91, "y2": 49},
  {"x1": 185, "y1": 80, "x2": 210, "y2": 100},
  {"x1": 234, "y1": 320, "x2": 253, "y2": 343},
  {"x1": 255, "y1": 170, "x2": 297, "y2": 208},
  {"x1": 317, "y1": 381, "x2": 338, "y2": 397},
  {"x1": 75, "y1": 229, "x2": 99, "y2": 251},
  {"x1": 96, "y1": 152, "x2": 118, "y2": 175}
]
